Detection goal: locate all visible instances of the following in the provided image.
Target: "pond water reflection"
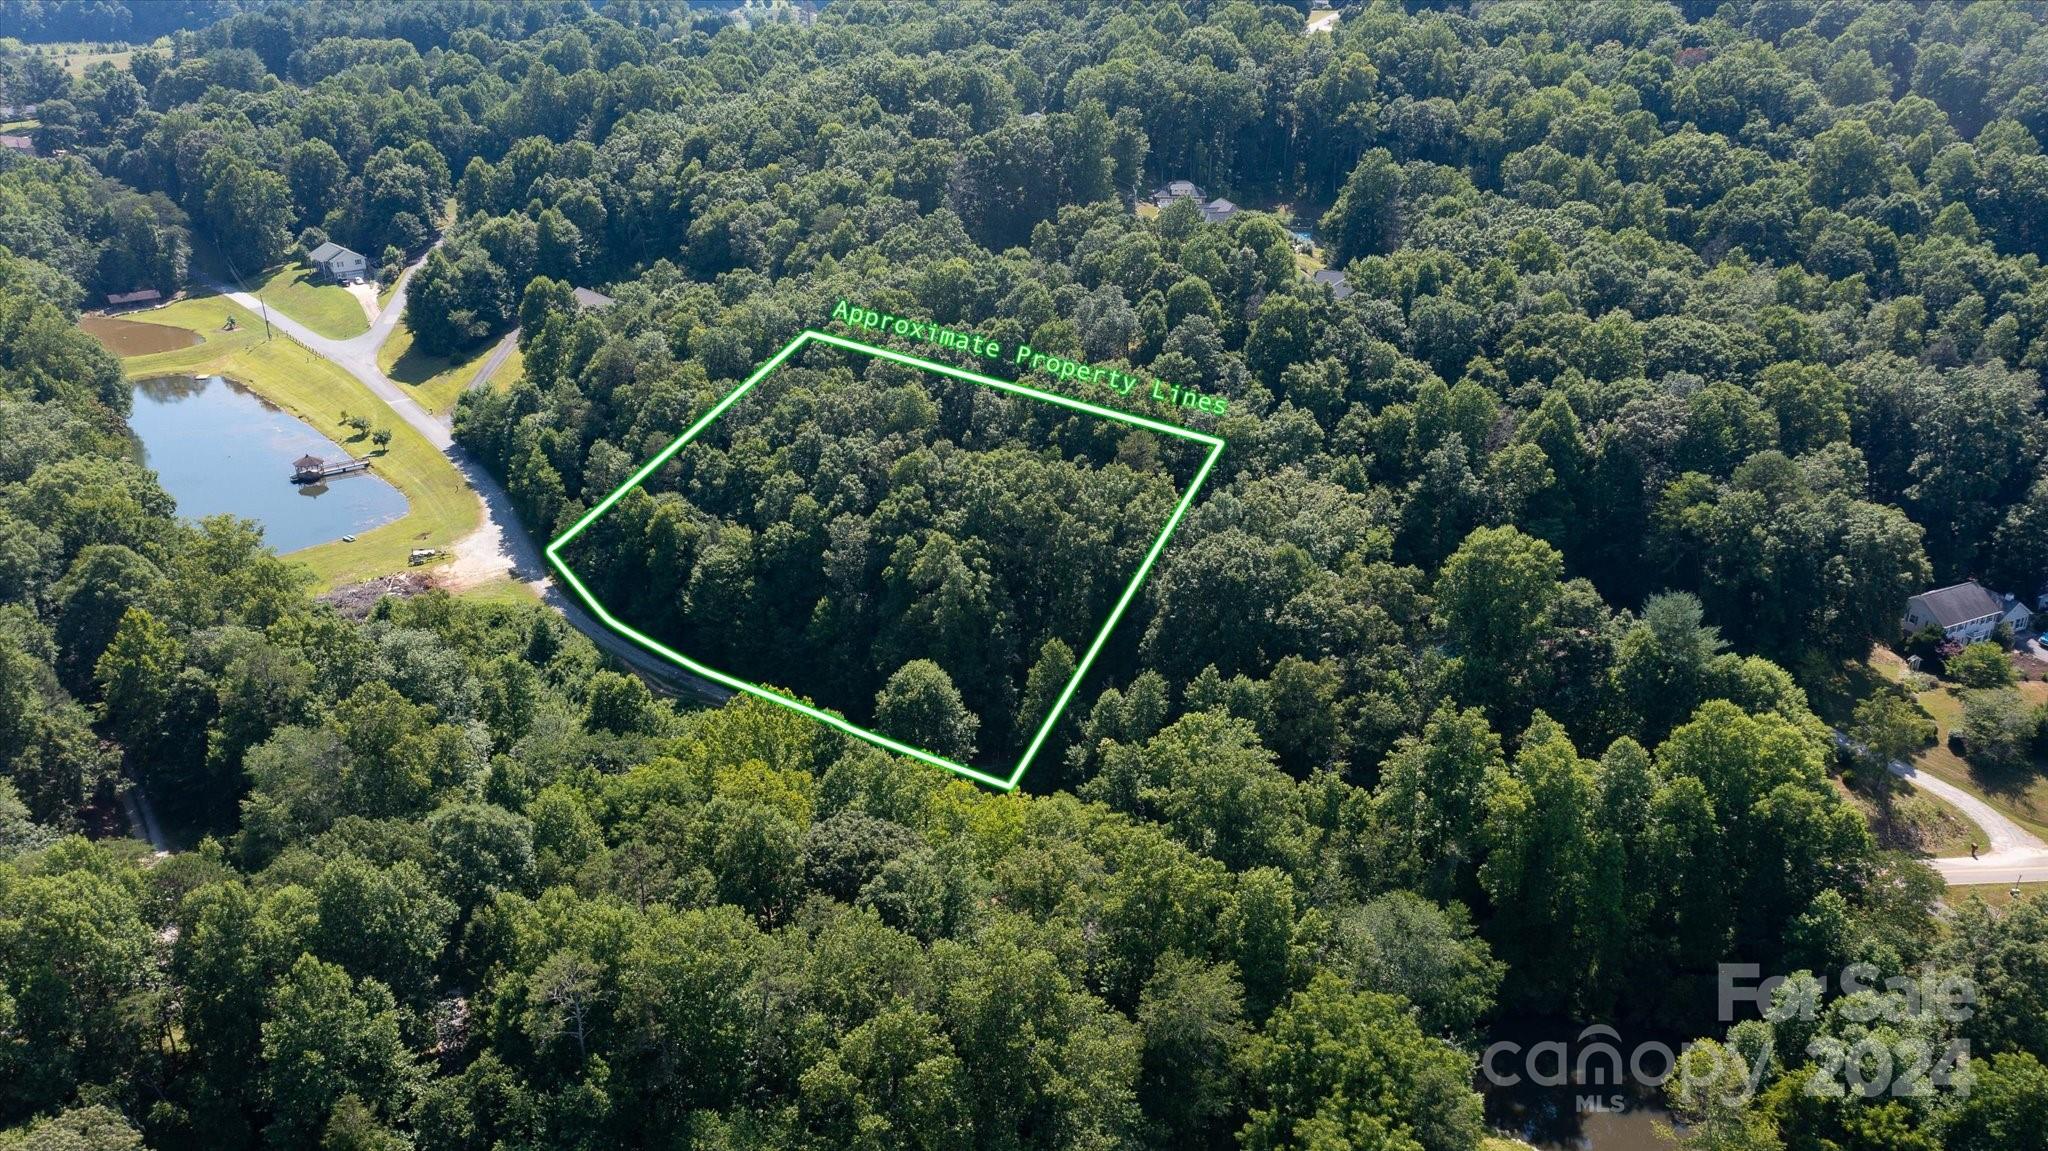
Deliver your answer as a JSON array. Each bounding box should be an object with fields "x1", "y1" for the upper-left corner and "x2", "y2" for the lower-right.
[{"x1": 129, "y1": 374, "x2": 407, "y2": 554}]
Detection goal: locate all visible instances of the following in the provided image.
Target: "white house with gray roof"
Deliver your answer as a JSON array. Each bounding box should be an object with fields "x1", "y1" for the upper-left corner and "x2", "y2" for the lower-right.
[
  {"x1": 1903, "y1": 580, "x2": 2031, "y2": 643},
  {"x1": 307, "y1": 241, "x2": 368, "y2": 283}
]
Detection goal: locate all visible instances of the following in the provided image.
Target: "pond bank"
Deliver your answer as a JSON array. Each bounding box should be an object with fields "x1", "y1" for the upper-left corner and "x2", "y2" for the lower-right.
[
  {"x1": 85, "y1": 293, "x2": 482, "y2": 589},
  {"x1": 129, "y1": 373, "x2": 406, "y2": 553}
]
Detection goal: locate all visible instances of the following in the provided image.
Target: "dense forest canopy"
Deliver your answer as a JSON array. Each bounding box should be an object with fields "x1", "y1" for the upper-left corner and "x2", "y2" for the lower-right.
[
  {"x1": 558, "y1": 335, "x2": 1214, "y2": 771},
  {"x1": 0, "y1": 1, "x2": 247, "y2": 44},
  {"x1": 3, "y1": 1, "x2": 2048, "y2": 1150}
]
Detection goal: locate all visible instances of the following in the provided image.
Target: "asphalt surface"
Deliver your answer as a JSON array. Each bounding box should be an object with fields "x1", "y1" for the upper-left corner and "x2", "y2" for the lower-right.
[
  {"x1": 1889, "y1": 759, "x2": 2048, "y2": 886},
  {"x1": 469, "y1": 328, "x2": 520, "y2": 391}
]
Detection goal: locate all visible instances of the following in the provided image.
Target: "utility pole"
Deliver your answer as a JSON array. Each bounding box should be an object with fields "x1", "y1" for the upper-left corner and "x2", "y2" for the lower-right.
[{"x1": 221, "y1": 250, "x2": 271, "y2": 340}]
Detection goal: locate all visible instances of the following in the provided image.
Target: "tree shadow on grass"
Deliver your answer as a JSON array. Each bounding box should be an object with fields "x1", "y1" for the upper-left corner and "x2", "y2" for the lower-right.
[
  {"x1": 386, "y1": 340, "x2": 454, "y2": 387},
  {"x1": 1961, "y1": 754, "x2": 2048, "y2": 809}
]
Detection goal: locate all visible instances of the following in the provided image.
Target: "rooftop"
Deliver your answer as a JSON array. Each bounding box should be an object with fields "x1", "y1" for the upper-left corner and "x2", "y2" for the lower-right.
[
  {"x1": 307, "y1": 241, "x2": 359, "y2": 262},
  {"x1": 1908, "y1": 581, "x2": 2007, "y2": 628}
]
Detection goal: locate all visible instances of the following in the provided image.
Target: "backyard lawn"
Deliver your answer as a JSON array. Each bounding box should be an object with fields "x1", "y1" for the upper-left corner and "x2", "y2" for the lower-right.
[
  {"x1": 248, "y1": 262, "x2": 371, "y2": 339},
  {"x1": 109, "y1": 295, "x2": 479, "y2": 589}
]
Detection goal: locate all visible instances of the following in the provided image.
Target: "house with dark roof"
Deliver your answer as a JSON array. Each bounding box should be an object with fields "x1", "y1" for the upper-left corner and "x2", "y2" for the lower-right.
[
  {"x1": 1903, "y1": 580, "x2": 2031, "y2": 642},
  {"x1": 106, "y1": 289, "x2": 163, "y2": 307},
  {"x1": 1199, "y1": 197, "x2": 1238, "y2": 223},
  {"x1": 1310, "y1": 269, "x2": 1352, "y2": 299},
  {"x1": 307, "y1": 241, "x2": 368, "y2": 283}
]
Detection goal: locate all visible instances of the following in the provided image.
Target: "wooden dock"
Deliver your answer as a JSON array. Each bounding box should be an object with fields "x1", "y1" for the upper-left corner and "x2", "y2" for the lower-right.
[{"x1": 291, "y1": 454, "x2": 373, "y2": 483}]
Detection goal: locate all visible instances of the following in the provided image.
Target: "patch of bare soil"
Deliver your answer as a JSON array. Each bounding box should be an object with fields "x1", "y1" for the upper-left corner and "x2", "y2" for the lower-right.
[{"x1": 320, "y1": 572, "x2": 435, "y2": 617}]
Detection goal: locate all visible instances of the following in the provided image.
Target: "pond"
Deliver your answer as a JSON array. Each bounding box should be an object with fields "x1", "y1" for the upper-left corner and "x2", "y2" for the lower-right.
[
  {"x1": 1481, "y1": 1020, "x2": 1686, "y2": 1151},
  {"x1": 79, "y1": 314, "x2": 202, "y2": 356},
  {"x1": 129, "y1": 374, "x2": 407, "y2": 554},
  {"x1": 1488, "y1": 1095, "x2": 1679, "y2": 1151}
]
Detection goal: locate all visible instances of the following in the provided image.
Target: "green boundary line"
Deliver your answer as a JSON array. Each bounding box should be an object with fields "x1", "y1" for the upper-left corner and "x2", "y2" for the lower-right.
[{"x1": 546, "y1": 329, "x2": 1226, "y2": 791}]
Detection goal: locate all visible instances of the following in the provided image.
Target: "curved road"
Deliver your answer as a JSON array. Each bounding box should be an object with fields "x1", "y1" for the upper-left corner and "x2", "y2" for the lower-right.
[
  {"x1": 1889, "y1": 760, "x2": 2048, "y2": 886},
  {"x1": 1835, "y1": 729, "x2": 2048, "y2": 886},
  {"x1": 220, "y1": 266, "x2": 730, "y2": 706}
]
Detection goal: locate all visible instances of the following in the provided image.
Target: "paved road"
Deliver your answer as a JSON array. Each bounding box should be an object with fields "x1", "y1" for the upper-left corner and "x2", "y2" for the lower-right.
[
  {"x1": 1890, "y1": 760, "x2": 2048, "y2": 886},
  {"x1": 469, "y1": 329, "x2": 519, "y2": 392},
  {"x1": 219, "y1": 266, "x2": 730, "y2": 706},
  {"x1": 1835, "y1": 728, "x2": 2048, "y2": 886}
]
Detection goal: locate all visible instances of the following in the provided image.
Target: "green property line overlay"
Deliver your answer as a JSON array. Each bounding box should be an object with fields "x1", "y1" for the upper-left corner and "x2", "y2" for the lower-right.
[{"x1": 546, "y1": 329, "x2": 1227, "y2": 792}]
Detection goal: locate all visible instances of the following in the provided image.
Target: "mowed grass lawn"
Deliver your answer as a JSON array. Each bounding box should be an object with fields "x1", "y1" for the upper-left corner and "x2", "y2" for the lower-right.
[
  {"x1": 248, "y1": 263, "x2": 371, "y2": 339},
  {"x1": 1912, "y1": 682, "x2": 2048, "y2": 841},
  {"x1": 377, "y1": 325, "x2": 515, "y2": 417},
  {"x1": 12, "y1": 41, "x2": 154, "y2": 76},
  {"x1": 1866, "y1": 646, "x2": 2048, "y2": 841},
  {"x1": 1959, "y1": 880, "x2": 2048, "y2": 909},
  {"x1": 108, "y1": 295, "x2": 479, "y2": 590}
]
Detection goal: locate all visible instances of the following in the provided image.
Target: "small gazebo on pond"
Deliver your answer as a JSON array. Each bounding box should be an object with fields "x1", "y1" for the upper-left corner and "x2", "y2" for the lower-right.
[{"x1": 291, "y1": 453, "x2": 372, "y2": 483}]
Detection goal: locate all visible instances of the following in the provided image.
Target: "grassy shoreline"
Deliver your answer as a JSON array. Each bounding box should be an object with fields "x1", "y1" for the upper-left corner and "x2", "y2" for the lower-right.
[{"x1": 104, "y1": 294, "x2": 481, "y2": 590}]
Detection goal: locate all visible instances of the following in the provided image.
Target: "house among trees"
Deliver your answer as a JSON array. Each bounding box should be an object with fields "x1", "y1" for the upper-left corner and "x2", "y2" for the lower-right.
[
  {"x1": 0, "y1": 135, "x2": 35, "y2": 157},
  {"x1": 1309, "y1": 268, "x2": 1352, "y2": 299},
  {"x1": 1902, "y1": 580, "x2": 2032, "y2": 643},
  {"x1": 1149, "y1": 180, "x2": 1205, "y2": 209},
  {"x1": 1199, "y1": 197, "x2": 1238, "y2": 223},
  {"x1": 572, "y1": 287, "x2": 615, "y2": 311},
  {"x1": 105, "y1": 289, "x2": 163, "y2": 308},
  {"x1": 307, "y1": 241, "x2": 368, "y2": 283}
]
